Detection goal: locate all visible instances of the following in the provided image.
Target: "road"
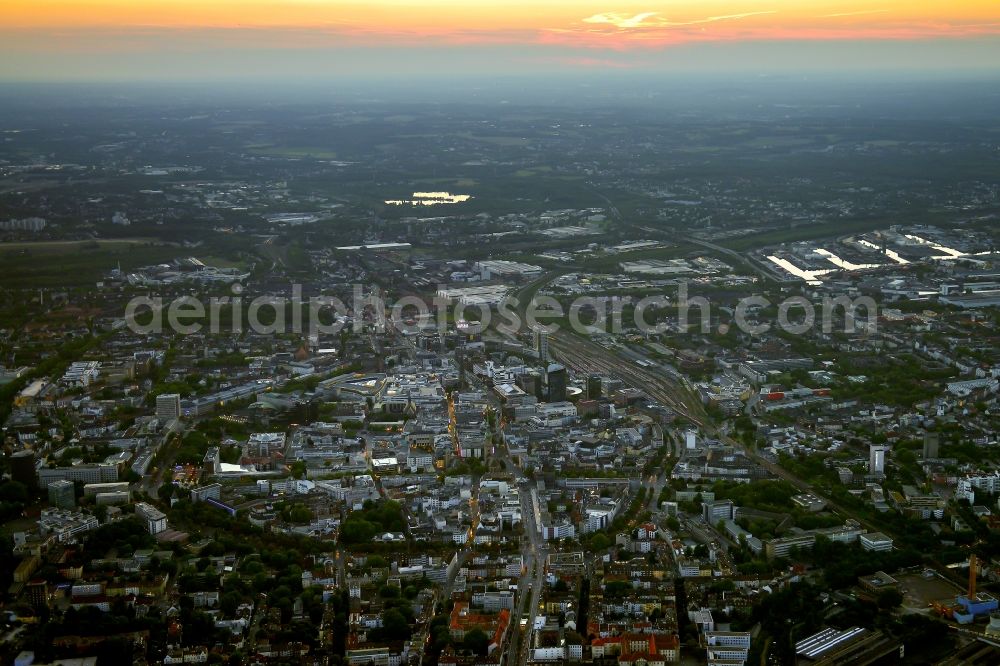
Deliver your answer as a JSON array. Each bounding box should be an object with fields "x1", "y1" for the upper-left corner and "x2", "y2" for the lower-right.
[
  {"x1": 513, "y1": 481, "x2": 546, "y2": 666},
  {"x1": 139, "y1": 421, "x2": 187, "y2": 496},
  {"x1": 452, "y1": 354, "x2": 545, "y2": 666},
  {"x1": 634, "y1": 224, "x2": 793, "y2": 284},
  {"x1": 439, "y1": 547, "x2": 472, "y2": 606},
  {"x1": 643, "y1": 425, "x2": 673, "y2": 514},
  {"x1": 492, "y1": 428, "x2": 547, "y2": 666}
]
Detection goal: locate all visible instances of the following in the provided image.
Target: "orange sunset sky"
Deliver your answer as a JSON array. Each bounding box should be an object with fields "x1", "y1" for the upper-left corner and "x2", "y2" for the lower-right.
[{"x1": 2, "y1": 0, "x2": 999, "y2": 80}]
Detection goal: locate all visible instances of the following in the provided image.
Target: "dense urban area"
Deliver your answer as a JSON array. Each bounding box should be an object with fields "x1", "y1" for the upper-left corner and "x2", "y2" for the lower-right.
[{"x1": 1, "y1": 82, "x2": 1000, "y2": 666}]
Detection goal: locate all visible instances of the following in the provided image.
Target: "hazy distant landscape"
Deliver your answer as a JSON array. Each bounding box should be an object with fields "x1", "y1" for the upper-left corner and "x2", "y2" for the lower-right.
[
  {"x1": 3, "y1": 4, "x2": 1000, "y2": 661},
  {"x1": 2, "y1": 79, "x2": 998, "y2": 287}
]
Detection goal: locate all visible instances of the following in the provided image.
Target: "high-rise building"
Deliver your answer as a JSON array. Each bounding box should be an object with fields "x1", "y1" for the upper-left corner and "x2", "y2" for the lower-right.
[
  {"x1": 10, "y1": 450, "x2": 37, "y2": 489},
  {"x1": 534, "y1": 330, "x2": 549, "y2": 363},
  {"x1": 869, "y1": 444, "x2": 889, "y2": 475},
  {"x1": 546, "y1": 363, "x2": 567, "y2": 403},
  {"x1": 923, "y1": 432, "x2": 940, "y2": 459},
  {"x1": 516, "y1": 370, "x2": 543, "y2": 400},
  {"x1": 156, "y1": 393, "x2": 181, "y2": 421},
  {"x1": 587, "y1": 374, "x2": 602, "y2": 400},
  {"x1": 48, "y1": 479, "x2": 76, "y2": 509},
  {"x1": 26, "y1": 579, "x2": 48, "y2": 608}
]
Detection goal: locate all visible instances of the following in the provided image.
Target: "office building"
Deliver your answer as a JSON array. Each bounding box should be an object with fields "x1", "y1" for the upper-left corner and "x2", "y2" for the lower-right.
[
  {"x1": 860, "y1": 532, "x2": 894, "y2": 552},
  {"x1": 83, "y1": 482, "x2": 130, "y2": 497},
  {"x1": 48, "y1": 479, "x2": 76, "y2": 509},
  {"x1": 96, "y1": 491, "x2": 131, "y2": 506},
  {"x1": 190, "y1": 483, "x2": 222, "y2": 503},
  {"x1": 704, "y1": 631, "x2": 751, "y2": 666},
  {"x1": 136, "y1": 502, "x2": 168, "y2": 534},
  {"x1": 587, "y1": 374, "x2": 602, "y2": 400},
  {"x1": 869, "y1": 444, "x2": 889, "y2": 475},
  {"x1": 156, "y1": 393, "x2": 182, "y2": 420},
  {"x1": 546, "y1": 363, "x2": 567, "y2": 403},
  {"x1": 60, "y1": 361, "x2": 100, "y2": 387},
  {"x1": 516, "y1": 370, "x2": 543, "y2": 400},
  {"x1": 703, "y1": 499, "x2": 736, "y2": 524},
  {"x1": 791, "y1": 493, "x2": 826, "y2": 513},
  {"x1": 26, "y1": 580, "x2": 48, "y2": 608},
  {"x1": 472, "y1": 590, "x2": 515, "y2": 612},
  {"x1": 10, "y1": 450, "x2": 37, "y2": 489},
  {"x1": 38, "y1": 463, "x2": 118, "y2": 488},
  {"x1": 38, "y1": 509, "x2": 99, "y2": 543},
  {"x1": 764, "y1": 534, "x2": 816, "y2": 559},
  {"x1": 923, "y1": 431, "x2": 939, "y2": 459}
]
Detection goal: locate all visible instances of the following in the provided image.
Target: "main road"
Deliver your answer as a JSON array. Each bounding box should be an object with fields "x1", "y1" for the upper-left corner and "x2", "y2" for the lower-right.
[{"x1": 491, "y1": 426, "x2": 547, "y2": 666}]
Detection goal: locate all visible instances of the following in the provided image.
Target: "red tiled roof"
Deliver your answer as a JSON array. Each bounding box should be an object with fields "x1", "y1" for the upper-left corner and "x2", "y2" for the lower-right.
[{"x1": 450, "y1": 601, "x2": 511, "y2": 648}]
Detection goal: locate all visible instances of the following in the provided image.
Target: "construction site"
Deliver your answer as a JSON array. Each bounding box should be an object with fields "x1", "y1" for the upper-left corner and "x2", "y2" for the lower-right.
[{"x1": 928, "y1": 556, "x2": 1000, "y2": 625}]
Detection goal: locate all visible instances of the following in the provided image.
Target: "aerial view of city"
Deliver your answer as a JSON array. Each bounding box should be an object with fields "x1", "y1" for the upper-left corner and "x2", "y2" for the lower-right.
[{"x1": 1, "y1": 1, "x2": 1000, "y2": 665}]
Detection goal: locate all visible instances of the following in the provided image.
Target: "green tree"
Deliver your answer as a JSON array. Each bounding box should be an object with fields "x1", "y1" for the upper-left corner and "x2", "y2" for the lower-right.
[
  {"x1": 158, "y1": 482, "x2": 175, "y2": 501},
  {"x1": 588, "y1": 533, "x2": 611, "y2": 551},
  {"x1": 381, "y1": 608, "x2": 412, "y2": 641},
  {"x1": 462, "y1": 628, "x2": 490, "y2": 656},
  {"x1": 288, "y1": 505, "x2": 313, "y2": 523},
  {"x1": 876, "y1": 588, "x2": 903, "y2": 610}
]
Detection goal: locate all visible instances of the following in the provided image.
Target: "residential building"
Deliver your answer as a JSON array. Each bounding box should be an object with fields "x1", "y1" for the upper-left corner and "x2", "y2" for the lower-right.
[{"x1": 136, "y1": 502, "x2": 168, "y2": 534}]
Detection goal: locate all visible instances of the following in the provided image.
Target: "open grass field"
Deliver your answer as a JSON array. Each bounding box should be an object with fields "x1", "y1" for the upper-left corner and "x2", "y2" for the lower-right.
[
  {"x1": 0, "y1": 238, "x2": 165, "y2": 251},
  {"x1": 719, "y1": 219, "x2": 904, "y2": 252},
  {"x1": 514, "y1": 166, "x2": 553, "y2": 177},
  {"x1": 246, "y1": 144, "x2": 339, "y2": 159},
  {"x1": 0, "y1": 240, "x2": 183, "y2": 288},
  {"x1": 578, "y1": 244, "x2": 694, "y2": 272}
]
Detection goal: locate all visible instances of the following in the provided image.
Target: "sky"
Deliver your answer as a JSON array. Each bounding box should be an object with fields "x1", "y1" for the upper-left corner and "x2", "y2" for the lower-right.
[{"x1": 2, "y1": 0, "x2": 1000, "y2": 82}]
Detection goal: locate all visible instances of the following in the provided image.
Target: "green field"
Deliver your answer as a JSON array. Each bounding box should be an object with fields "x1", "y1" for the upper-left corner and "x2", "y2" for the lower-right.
[
  {"x1": 0, "y1": 238, "x2": 166, "y2": 251},
  {"x1": 719, "y1": 219, "x2": 904, "y2": 252},
  {"x1": 0, "y1": 240, "x2": 183, "y2": 288},
  {"x1": 454, "y1": 132, "x2": 531, "y2": 147},
  {"x1": 246, "y1": 144, "x2": 339, "y2": 159},
  {"x1": 197, "y1": 255, "x2": 248, "y2": 270},
  {"x1": 514, "y1": 166, "x2": 553, "y2": 177}
]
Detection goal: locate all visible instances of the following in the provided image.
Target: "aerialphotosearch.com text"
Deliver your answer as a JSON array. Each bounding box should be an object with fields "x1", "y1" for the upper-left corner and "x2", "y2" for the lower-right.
[{"x1": 124, "y1": 282, "x2": 877, "y2": 338}]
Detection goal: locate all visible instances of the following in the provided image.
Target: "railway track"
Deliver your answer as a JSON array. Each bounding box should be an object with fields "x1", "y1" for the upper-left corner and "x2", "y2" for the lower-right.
[
  {"x1": 548, "y1": 331, "x2": 901, "y2": 537},
  {"x1": 547, "y1": 331, "x2": 706, "y2": 425}
]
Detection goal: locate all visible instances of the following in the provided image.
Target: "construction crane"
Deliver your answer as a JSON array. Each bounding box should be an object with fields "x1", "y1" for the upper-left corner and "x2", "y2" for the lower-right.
[
  {"x1": 930, "y1": 554, "x2": 983, "y2": 620},
  {"x1": 969, "y1": 554, "x2": 978, "y2": 602}
]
